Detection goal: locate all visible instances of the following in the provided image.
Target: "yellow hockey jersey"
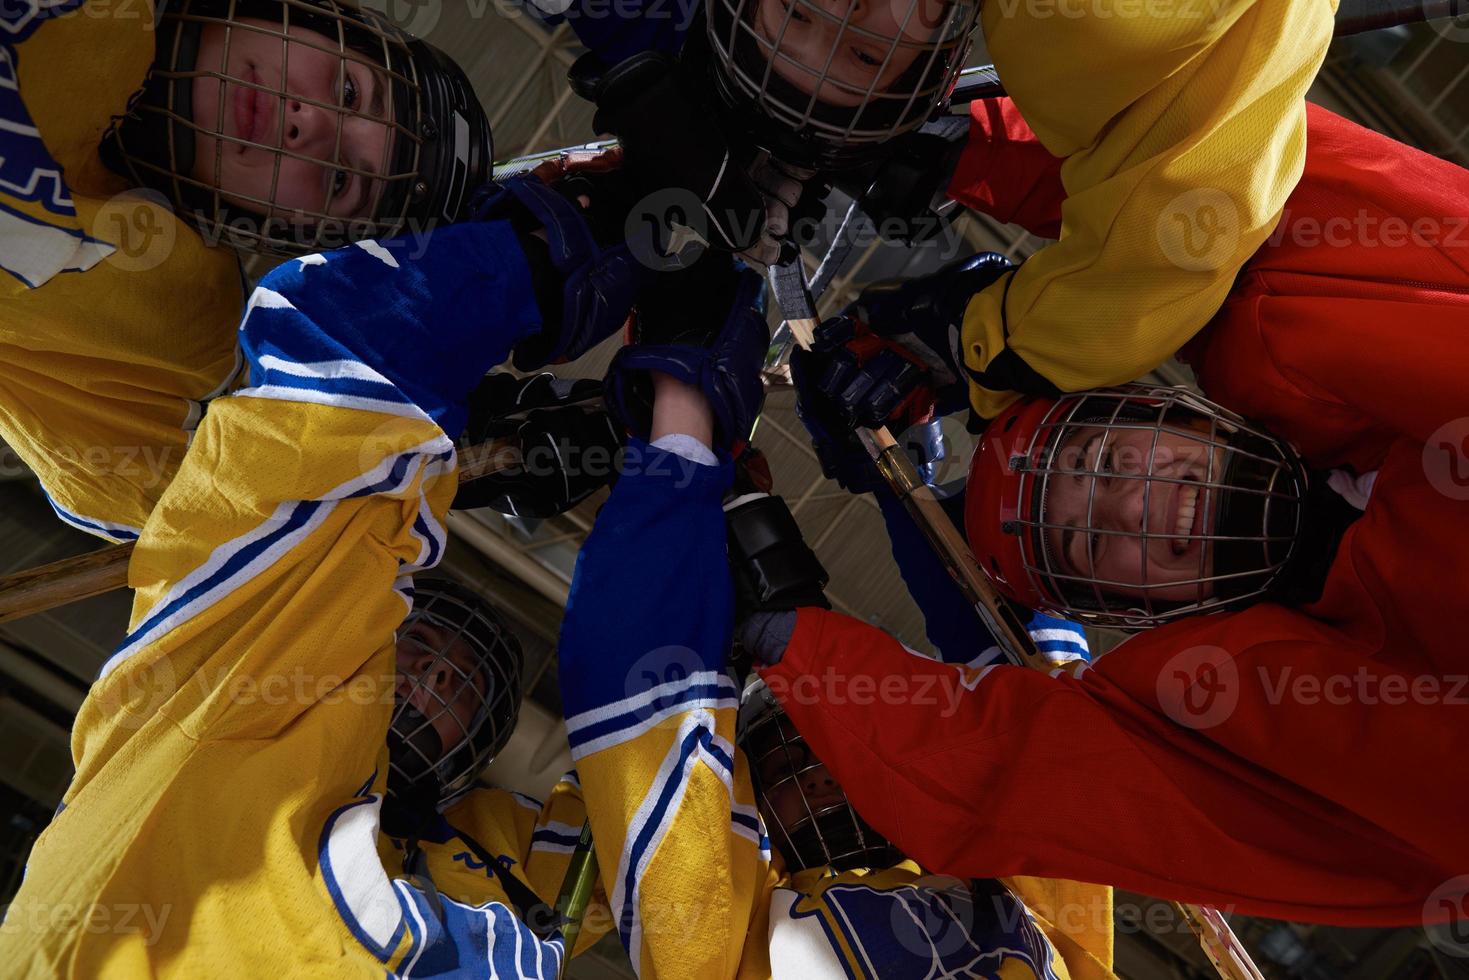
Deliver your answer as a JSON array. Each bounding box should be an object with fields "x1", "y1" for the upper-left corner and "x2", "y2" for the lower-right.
[
  {"x1": 557, "y1": 438, "x2": 1116, "y2": 979},
  {"x1": 0, "y1": 0, "x2": 244, "y2": 541},
  {"x1": 0, "y1": 221, "x2": 575, "y2": 976},
  {"x1": 958, "y1": 0, "x2": 1338, "y2": 416}
]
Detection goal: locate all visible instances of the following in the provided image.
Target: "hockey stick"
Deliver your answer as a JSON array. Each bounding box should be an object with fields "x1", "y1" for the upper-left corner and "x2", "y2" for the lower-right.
[{"x1": 0, "y1": 435, "x2": 522, "y2": 625}]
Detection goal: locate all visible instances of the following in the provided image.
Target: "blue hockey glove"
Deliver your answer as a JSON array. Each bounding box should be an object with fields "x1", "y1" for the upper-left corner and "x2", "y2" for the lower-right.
[
  {"x1": 604, "y1": 265, "x2": 770, "y2": 452},
  {"x1": 470, "y1": 174, "x2": 649, "y2": 371}
]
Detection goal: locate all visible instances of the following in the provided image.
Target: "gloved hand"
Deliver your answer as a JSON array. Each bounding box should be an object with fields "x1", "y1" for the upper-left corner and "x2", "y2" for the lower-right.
[
  {"x1": 580, "y1": 52, "x2": 824, "y2": 269},
  {"x1": 793, "y1": 251, "x2": 1012, "y2": 440},
  {"x1": 469, "y1": 173, "x2": 647, "y2": 371},
  {"x1": 604, "y1": 263, "x2": 770, "y2": 452},
  {"x1": 453, "y1": 373, "x2": 622, "y2": 518}
]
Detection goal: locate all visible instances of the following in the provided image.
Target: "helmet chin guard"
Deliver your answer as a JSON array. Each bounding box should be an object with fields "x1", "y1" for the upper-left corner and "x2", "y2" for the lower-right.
[
  {"x1": 386, "y1": 579, "x2": 523, "y2": 814},
  {"x1": 738, "y1": 679, "x2": 902, "y2": 873},
  {"x1": 107, "y1": 0, "x2": 492, "y2": 256},
  {"x1": 966, "y1": 385, "x2": 1309, "y2": 631},
  {"x1": 703, "y1": 0, "x2": 979, "y2": 169}
]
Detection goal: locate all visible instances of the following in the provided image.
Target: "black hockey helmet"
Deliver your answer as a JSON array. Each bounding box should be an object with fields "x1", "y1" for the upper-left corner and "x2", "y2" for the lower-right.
[
  {"x1": 737, "y1": 678, "x2": 902, "y2": 873},
  {"x1": 387, "y1": 578, "x2": 524, "y2": 812},
  {"x1": 107, "y1": 0, "x2": 492, "y2": 255},
  {"x1": 701, "y1": 0, "x2": 979, "y2": 169}
]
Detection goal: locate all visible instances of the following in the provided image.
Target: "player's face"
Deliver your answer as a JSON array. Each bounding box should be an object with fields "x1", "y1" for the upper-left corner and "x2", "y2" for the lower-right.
[
  {"x1": 1039, "y1": 424, "x2": 1226, "y2": 602},
  {"x1": 752, "y1": 0, "x2": 941, "y2": 106},
  {"x1": 394, "y1": 622, "x2": 488, "y2": 756},
  {"x1": 190, "y1": 18, "x2": 394, "y2": 223},
  {"x1": 754, "y1": 730, "x2": 847, "y2": 832}
]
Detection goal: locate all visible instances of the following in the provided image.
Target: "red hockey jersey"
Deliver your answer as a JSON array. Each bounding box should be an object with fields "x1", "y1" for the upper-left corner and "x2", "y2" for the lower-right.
[{"x1": 761, "y1": 100, "x2": 1469, "y2": 926}]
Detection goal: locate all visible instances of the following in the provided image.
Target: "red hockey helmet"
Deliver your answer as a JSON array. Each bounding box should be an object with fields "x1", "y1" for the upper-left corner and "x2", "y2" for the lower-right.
[{"x1": 966, "y1": 385, "x2": 1309, "y2": 630}]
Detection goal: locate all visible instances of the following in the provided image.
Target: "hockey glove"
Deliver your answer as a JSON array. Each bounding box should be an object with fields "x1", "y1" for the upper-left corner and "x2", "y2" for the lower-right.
[
  {"x1": 470, "y1": 174, "x2": 648, "y2": 371},
  {"x1": 578, "y1": 52, "x2": 787, "y2": 260},
  {"x1": 792, "y1": 251, "x2": 1013, "y2": 441},
  {"x1": 453, "y1": 373, "x2": 622, "y2": 518},
  {"x1": 604, "y1": 265, "x2": 770, "y2": 453}
]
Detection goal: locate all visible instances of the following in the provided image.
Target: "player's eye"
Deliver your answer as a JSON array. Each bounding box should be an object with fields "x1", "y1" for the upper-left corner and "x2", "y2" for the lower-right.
[
  {"x1": 341, "y1": 72, "x2": 360, "y2": 110},
  {"x1": 1088, "y1": 531, "x2": 1102, "y2": 570},
  {"x1": 778, "y1": 0, "x2": 812, "y2": 24},
  {"x1": 852, "y1": 46, "x2": 883, "y2": 67},
  {"x1": 330, "y1": 167, "x2": 352, "y2": 199}
]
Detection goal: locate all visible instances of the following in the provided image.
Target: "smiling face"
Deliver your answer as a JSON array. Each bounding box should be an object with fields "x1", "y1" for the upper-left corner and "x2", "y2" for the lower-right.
[
  {"x1": 1038, "y1": 422, "x2": 1227, "y2": 604},
  {"x1": 190, "y1": 17, "x2": 395, "y2": 224}
]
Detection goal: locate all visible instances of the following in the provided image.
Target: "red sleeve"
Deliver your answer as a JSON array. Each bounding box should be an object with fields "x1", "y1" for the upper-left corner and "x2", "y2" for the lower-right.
[
  {"x1": 1188, "y1": 103, "x2": 1469, "y2": 472},
  {"x1": 759, "y1": 607, "x2": 1464, "y2": 927},
  {"x1": 945, "y1": 97, "x2": 1065, "y2": 240}
]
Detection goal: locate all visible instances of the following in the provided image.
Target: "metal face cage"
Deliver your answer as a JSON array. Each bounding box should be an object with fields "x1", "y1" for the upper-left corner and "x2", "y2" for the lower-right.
[
  {"x1": 387, "y1": 580, "x2": 524, "y2": 811},
  {"x1": 109, "y1": 0, "x2": 491, "y2": 255},
  {"x1": 705, "y1": 0, "x2": 981, "y2": 167},
  {"x1": 1008, "y1": 385, "x2": 1307, "y2": 630},
  {"x1": 738, "y1": 680, "x2": 902, "y2": 873}
]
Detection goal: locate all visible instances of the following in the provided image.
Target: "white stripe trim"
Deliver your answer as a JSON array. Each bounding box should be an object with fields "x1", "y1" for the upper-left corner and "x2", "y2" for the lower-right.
[
  {"x1": 97, "y1": 497, "x2": 338, "y2": 681},
  {"x1": 610, "y1": 711, "x2": 718, "y2": 967},
  {"x1": 256, "y1": 353, "x2": 397, "y2": 385},
  {"x1": 395, "y1": 878, "x2": 431, "y2": 977},
  {"x1": 100, "y1": 435, "x2": 452, "y2": 680},
  {"x1": 0, "y1": 116, "x2": 39, "y2": 136},
  {"x1": 564, "y1": 670, "x2": 734, "y2": 734},
  {"x1": 568, "y1": 694, "x2": 739, "y2": 761},
  {"x1": 355, "y1": 239, "x2": 400, "y2": 268},
  {"x1": 1029, "y1": 628, "x2": 1086, "y2": 646},
  {"x1": 237, "y1": 385, "x2": 429, "y2": 421}
]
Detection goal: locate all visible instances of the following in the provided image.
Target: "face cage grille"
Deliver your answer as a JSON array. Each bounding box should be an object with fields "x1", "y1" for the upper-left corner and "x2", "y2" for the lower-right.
[
  {"x1": 131, "y1": 0, "x2": 426, "y2": 256},
  {"x1": 740, "y1": 706, "x2": 900, "y2": 873},
  {"x1": 1011, "y1": 386, "x2": 1305, "y2": 630},
  {"x1": 708, "y1": 0, "x2": 979, "y2": 152},
  {"x1": 387, "y1": 589, "x2": 523, "y2": 809}
]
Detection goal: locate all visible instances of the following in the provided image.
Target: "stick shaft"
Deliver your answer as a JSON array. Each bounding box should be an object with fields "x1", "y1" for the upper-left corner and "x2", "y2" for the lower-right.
[
  {"x1": 554, "y1": 820, "x2": 600, "y2": 972},
  {"x1": 0, "y1": 437, "x2": 521, "y2": 624}
]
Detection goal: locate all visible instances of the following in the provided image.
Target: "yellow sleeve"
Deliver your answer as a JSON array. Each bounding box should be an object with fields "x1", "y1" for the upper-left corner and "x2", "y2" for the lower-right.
[
  {"x1": 1005, "y1": 876, "x2": 1117, "y2": 980},
  {"x1": 0, "y1": 235, "x2": 537, "y2": 977},
  {"x1": 0, "y1": 0, "x2": 246, "y2": 538},
  {"x1": 516, "y1": 773, "x2": 616, "y2": 958},
  {"x1": 961, "y1": 0, "x2": 1337, "y2": 417},
  {"x1": 0, "y1": 0, "x2": 158, "y2": 289}
]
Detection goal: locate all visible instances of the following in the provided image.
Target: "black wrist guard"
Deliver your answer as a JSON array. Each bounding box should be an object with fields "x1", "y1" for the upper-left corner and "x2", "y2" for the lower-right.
[{"x1": 726, "y1": 494, "x2": 831, "y2": 619}]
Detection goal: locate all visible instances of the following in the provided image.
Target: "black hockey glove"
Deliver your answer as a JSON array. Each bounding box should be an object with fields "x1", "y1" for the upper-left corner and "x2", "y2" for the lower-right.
[
  {"x1": 454, "y1": 373, "x2": 622, "y2": 518},
  {"x1": 583, "y1": 52, "x2": 764, "y2": 252}
]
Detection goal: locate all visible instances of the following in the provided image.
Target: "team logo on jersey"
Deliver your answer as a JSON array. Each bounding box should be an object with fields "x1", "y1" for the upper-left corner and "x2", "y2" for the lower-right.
[{"x1": 777, "y1": 879, "x2": 1060, "y2": 979}]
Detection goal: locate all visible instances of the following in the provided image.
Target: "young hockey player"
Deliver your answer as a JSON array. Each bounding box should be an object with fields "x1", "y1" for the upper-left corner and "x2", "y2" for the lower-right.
[
  {"x1": 533, "y1": 0, "x2": 1335, "y2": 413},
  {"x1": 761, "y1": 100, "x2": 1469, "y2": 928},
  {"x1": 554, "y1": 268, "x2": 1116, "y2": 978},
  {"x1": 0, "y1": 0, "x2": 636, "y2": 542},
  {"x1": 0, "y1": 219, "x2": 613, "y2": 976}
]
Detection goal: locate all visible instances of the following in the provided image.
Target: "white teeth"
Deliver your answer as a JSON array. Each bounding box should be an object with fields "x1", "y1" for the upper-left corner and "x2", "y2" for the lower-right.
[{"x1": 1174, "y1": 484, "x2": 1198, "y2": 539}]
